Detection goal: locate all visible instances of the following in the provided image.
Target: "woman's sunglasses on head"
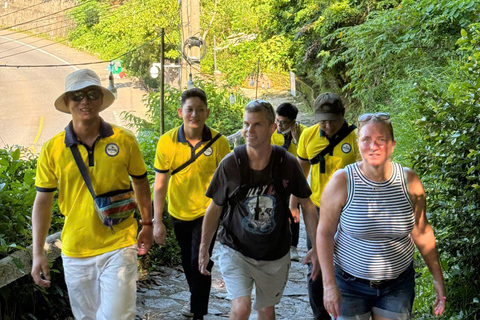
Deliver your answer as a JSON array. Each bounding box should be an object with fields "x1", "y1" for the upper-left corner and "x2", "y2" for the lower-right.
[{"x1": 358, "y1": 112, "x2": 390, "y2": 122}]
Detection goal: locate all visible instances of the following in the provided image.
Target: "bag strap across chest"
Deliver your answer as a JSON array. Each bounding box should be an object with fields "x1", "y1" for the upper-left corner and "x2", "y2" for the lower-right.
[{"x1": 309, "y1": 124, "x2": 356, "y2": 173}]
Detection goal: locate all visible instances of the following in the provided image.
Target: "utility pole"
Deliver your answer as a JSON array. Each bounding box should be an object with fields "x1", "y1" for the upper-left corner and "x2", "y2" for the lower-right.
[
  {"x1": 160, "y1": 28, "x2": 165, "y2": 135},
  {"x1": 180, "y1": 0, "x2": 201, "y2": 89}
]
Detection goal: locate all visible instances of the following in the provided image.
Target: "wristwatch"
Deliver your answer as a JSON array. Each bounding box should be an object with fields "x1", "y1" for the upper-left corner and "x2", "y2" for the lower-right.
[{"x1": 139, "y1": 219, "x2": 154, "y2": 226}]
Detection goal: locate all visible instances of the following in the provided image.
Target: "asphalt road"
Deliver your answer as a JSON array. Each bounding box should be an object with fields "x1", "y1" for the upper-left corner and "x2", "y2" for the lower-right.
[{"x1": 0, "y1": 30, "x2": 147, "y2": 153}]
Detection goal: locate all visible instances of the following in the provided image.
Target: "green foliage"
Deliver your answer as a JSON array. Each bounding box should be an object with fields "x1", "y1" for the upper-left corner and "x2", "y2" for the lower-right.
[
  {"x1": 0, "y1": 147, "x2": 68, "y2": 319},
  {"x1": 0, "y1": 147, "x2": 36, "y2": 258},
  {"x1": 68, "y1": 0, "x2": 180, "y2": 83},
  {"x1": 405, "y1": 24, "x2": 480, "y2": 318},
  {"x1": 0, "y1": 259, "x2": 71, "y2": 319}
]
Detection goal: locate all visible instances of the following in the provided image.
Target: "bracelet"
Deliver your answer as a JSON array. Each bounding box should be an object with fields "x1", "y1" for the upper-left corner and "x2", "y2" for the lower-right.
[{"x1": 139, "y1": 219, "x2": 154, "y2": 226}]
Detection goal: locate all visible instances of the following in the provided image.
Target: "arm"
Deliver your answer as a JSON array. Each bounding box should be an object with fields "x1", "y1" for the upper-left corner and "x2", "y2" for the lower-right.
[
  {"x1": 317, "y1": 170, "x2": 347, "y2": 319},
  {"x1": 31, "y1": 191, "x2": 54, "y2": 287},
  {"x1": 153, "y1": 172, "x2": 169, "y2": 246},
  {"x1": 297, "y1": 197, "x2": 319, "y2": 279},
  {"x1": 406, "y1": 168, "x2": 446, "y2": 316},
  {"x1": 198, "y1": 201, "x2": 223, "y2": 275},
  {"x1": 132, "y1": 176, "x2": 153, "y2": 255},
  {"x1": 290, "y1": 157, "x2": 312, "y2": 215}
]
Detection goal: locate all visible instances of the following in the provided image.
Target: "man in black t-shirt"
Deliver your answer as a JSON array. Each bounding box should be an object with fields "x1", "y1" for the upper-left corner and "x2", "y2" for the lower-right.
[{"x1": 199, "y1": 100, "x2": 320, "y2": 320}]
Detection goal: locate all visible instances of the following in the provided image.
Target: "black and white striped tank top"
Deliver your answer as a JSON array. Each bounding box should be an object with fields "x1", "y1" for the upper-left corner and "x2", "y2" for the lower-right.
[{"x1": 334, "y1": 162, "x2": 415, "y2": 280}]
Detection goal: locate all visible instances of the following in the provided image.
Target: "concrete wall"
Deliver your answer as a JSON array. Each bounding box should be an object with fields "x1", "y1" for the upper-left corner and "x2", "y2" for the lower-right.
[
  {"x1": 0, "y1": 0, "x2": 77, "y2": 38},
  {"x1": 0, "y1": 231, "x2": 62, "y2": 288}
]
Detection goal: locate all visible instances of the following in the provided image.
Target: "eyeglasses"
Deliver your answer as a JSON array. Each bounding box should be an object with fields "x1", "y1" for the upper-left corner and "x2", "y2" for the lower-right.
[
  {"x1": 358, "y1": 112, "x2": 390, "y2": 122},
  {"x1": 67, "y1": 89, "x2": 102, "y2": 102},
  {"x1": 275, "y1": 119, "x2": 292, "y2": 126}
]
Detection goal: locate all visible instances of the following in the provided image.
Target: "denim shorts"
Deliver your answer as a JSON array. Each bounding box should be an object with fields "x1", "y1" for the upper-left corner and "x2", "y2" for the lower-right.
[{"x1": 335, "y1": 263, "x2": 415, "y2": 320}]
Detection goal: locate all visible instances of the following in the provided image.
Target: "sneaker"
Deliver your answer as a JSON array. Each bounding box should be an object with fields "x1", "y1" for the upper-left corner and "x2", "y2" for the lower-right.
[
  {"x1": 290, "y1": 246, "x2": 300, "y2": 261},
  {"x1": 181, "y1": 305, "x2": 194, "y2": 317}
]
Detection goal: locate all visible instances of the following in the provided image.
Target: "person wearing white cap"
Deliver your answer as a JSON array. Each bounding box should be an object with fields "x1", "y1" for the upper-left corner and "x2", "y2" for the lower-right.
[
  {"x1": 292, "y1": 92, "x2": 359, "y2": 319},
  {"x1": 31, "y1": 69, "x2": 153, "y2": 319}
]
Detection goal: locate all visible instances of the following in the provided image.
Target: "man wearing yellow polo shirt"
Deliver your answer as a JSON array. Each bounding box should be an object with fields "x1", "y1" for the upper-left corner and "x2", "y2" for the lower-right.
[
  {"x1": 294, "y1": 92, "x2": 359, "y2": 320},
  {"x1": 153, "y1": 88, "x2": 230, "y2": 320},
  {"x1": 31, "y1": 69, "x2": 153, "y2": 320},
  {"x1": 271, "y1": 102, "x2": 306, "y2": 261}
]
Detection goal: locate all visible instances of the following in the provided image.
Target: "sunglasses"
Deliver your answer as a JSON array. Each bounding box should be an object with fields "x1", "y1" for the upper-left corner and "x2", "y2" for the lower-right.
[
  {"x1": 67, "y1": 89, "x2": 102, "y2": 102},
  {"x1": 247, "y1": 99, "x2": 270, "y2": 107},
  {"x1": 358, "y1": 112, "x2": 390, "y2": 122}
]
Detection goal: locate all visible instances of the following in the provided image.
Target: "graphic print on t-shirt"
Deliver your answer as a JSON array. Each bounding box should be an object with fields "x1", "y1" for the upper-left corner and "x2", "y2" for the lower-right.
[{"x1": 241, "y1": 183, "x2": 276, "y2": 235}]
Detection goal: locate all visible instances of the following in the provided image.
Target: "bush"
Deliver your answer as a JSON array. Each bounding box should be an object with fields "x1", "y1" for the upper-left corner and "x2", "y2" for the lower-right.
[{"x1": 406, "y1": 24, "x2": 480, "y2": 318}]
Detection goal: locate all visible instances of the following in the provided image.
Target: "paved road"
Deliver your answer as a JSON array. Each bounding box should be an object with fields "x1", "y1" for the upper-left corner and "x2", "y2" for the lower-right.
[{"x1": 0, "y1": 30, "x2": 147, "y2": 152}]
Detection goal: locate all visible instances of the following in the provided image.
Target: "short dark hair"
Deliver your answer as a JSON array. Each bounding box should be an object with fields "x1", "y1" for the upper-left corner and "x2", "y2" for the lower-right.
[
  {"x1": 181, "y1": 88, "x2": 207, "y2": 107},
  {"x1": 276, "y1": 103, "x2": 298, "y2": 121}
]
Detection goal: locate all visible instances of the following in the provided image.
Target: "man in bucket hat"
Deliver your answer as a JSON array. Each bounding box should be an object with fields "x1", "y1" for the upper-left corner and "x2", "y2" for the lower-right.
[
  {"x1": 31, "y1": 69, "x2": 153, "y2": 319},
  {"x1": 292, "y1": 92, "x2": 359, "y2": 319}
]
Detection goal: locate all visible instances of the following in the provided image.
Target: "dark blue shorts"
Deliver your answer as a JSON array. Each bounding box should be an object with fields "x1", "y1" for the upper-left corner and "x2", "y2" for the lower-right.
[{"x1": 335, "y1": 263, "x2": 415, "y2": 320}]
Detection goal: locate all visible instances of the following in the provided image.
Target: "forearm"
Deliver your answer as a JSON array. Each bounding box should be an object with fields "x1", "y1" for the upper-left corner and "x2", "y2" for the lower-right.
[
  {"x1": 317, "y1": 226, "x2": 336, "y2": 288},
  {"x1": 301, "y1": 200, "x2": 318, "y2": 251},
  {"x1": 153, "y1": 173, "x2": 169, "y2": 224},
  {"x1": 414, "y1": 226, "x2": 445, "y2": 289},
  {"x1": 200, "y1": 202, "x2": 222, "y2": 255},
  {"x1": 132, "y1": 177, "x2": 153, "y2": 222},
  {"x1": 32, "y1": 193, "x2": 54, "y2": 256},
  {"x1": 289, "y1": 194, "x2": 299, "y2": 210}
]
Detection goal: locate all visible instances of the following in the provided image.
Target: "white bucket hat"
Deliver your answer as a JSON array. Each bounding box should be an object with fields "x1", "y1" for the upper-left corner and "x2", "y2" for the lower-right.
[{"x1": 54, "y1": 69, "x2": 116, "y2": 114}]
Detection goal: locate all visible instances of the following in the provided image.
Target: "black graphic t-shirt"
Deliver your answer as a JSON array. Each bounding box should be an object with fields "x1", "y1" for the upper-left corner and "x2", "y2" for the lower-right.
[{"x1": 206, "y1": 149, "x2": 312, "y2": 260}]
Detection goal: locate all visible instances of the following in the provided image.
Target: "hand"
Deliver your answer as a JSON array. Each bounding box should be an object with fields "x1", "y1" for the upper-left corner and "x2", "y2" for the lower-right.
[
  {"x1": 303, "y1": 248, "x2": 320, "y2": 281},
  {"x1": 291, "y1": 123, "x2": 301, "y2": 143},
  {"x1": 153, "y1": 221, "x2": 167, "y2": 246},
  {"x1": 290, "y1": 207, "x2": 300, "y2": 223},
  {"x1": 137, "y1": 225, "x2": 154, "y2": 255},
  {"x1": 31, "y1": 254, "x2": 51, "y2": 288},
  {"x1": 433, "y1": 280, "x2": 446, "y2": 316},
  {"x1": 323, "y1": 286, "x2": 341, "y2": 319},
  {"x1": 198, "y1": 247, "x2": 211, "y2": 276}
]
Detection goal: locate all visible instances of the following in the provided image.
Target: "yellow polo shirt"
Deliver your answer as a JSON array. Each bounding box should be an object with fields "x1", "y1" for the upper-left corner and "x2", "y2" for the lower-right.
[
  {"x1": 271, "y1": 123, "x2": 307, "y2": 157},
  {"x1": 297, "y1": 121, "x2": 359, "y2": 207},
  {"x1": 154, "y1": 125, "x2": 230, "y2": 221},
  {"x1": 35, "y1": 120, "x2": 147, "y2": 258}
]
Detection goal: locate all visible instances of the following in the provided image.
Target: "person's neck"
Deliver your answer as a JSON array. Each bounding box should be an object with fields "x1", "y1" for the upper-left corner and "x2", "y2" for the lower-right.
[
  {"x1": 360, "y1": 161, "x2": 392, "y2": 182},
  {"x1": 72, "y1": 118, "x2": 101, "y2": 147},
  {"x1": 183, "y1": 124, "x2": 204, "y2": 146},
  {"x1": 246, "y1": 144, "x2": 272, "y2": 171}
]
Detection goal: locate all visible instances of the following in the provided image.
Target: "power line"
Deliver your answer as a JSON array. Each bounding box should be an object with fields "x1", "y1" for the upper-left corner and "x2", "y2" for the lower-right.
[
  {"x1": 0, "y1": 0, "x2": 94, "y2": 32},
  {"x1": 0, "y1": 35, "x2": 161, "y2": 68},
  {"x1": 0, "y1": 1, "x2": 48, "y2": 19}
]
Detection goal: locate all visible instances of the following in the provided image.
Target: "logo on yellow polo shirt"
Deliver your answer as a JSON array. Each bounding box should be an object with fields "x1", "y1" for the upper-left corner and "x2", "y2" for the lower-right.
[
  {"x1": 105, "y1": 143, "x2": 120, "y2": 157},
  {"x1": 341, "y1": 143, "x2": 352, "y2": 154},
  {"x1": 203, "y1": 147, "x2": 213, "y2": 156}
]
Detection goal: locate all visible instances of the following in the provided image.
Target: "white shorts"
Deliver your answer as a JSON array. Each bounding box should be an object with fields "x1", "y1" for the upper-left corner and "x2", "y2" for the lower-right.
[
  {"x1": 218, "y1": 244, "x2": 290, "y2": 310},
  {"x1": 62, "y1": 245, "x2": 138, "y2": 320}
]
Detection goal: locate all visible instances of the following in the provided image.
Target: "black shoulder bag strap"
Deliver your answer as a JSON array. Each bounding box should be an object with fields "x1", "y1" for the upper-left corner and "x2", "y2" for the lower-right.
[
  {"x1": 171, "y1": 133, "x2": 223, "y2": 176},
  {"x1": 70, "y1": 144, "x2": 97, "y2": 199},
  {"x1": 309, "y1": 124, "x2": 356, "y2": 173}
]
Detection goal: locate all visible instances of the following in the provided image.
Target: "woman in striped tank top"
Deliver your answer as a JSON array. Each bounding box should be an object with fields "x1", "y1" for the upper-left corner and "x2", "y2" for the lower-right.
[{"x1": 316, "y1": 113, "x2": 446, "y2": 320}]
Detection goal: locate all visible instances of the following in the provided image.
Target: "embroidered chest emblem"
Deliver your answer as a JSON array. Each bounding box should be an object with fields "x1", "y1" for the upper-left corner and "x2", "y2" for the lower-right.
[
  {"x1": 105, "y1": 143, "x2": 119, "y2": 157},
  {"x1": 203, "y1": 147, "x2": 213, "y2": 156},
  {"x1": 341, "y1": 143, "x2": 352, "y2": 154}
]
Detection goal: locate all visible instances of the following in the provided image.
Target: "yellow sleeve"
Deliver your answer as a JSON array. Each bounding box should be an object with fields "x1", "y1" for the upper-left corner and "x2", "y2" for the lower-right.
[
  {"x1": 127, "y1": 134, "x2": 147, "y2": 177},
  {"x1": 154, "y1": 134, "x2": 172, "y2": 172},
  {"x1": 35, "y1": 142, "x2": 58, "y2": 190},
  {"x1": 216, "y1": 135, "x2": 231, "y2": 166},
  {"x1": 297, "y1": 127, "x2": 309, "y2": 160}
]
